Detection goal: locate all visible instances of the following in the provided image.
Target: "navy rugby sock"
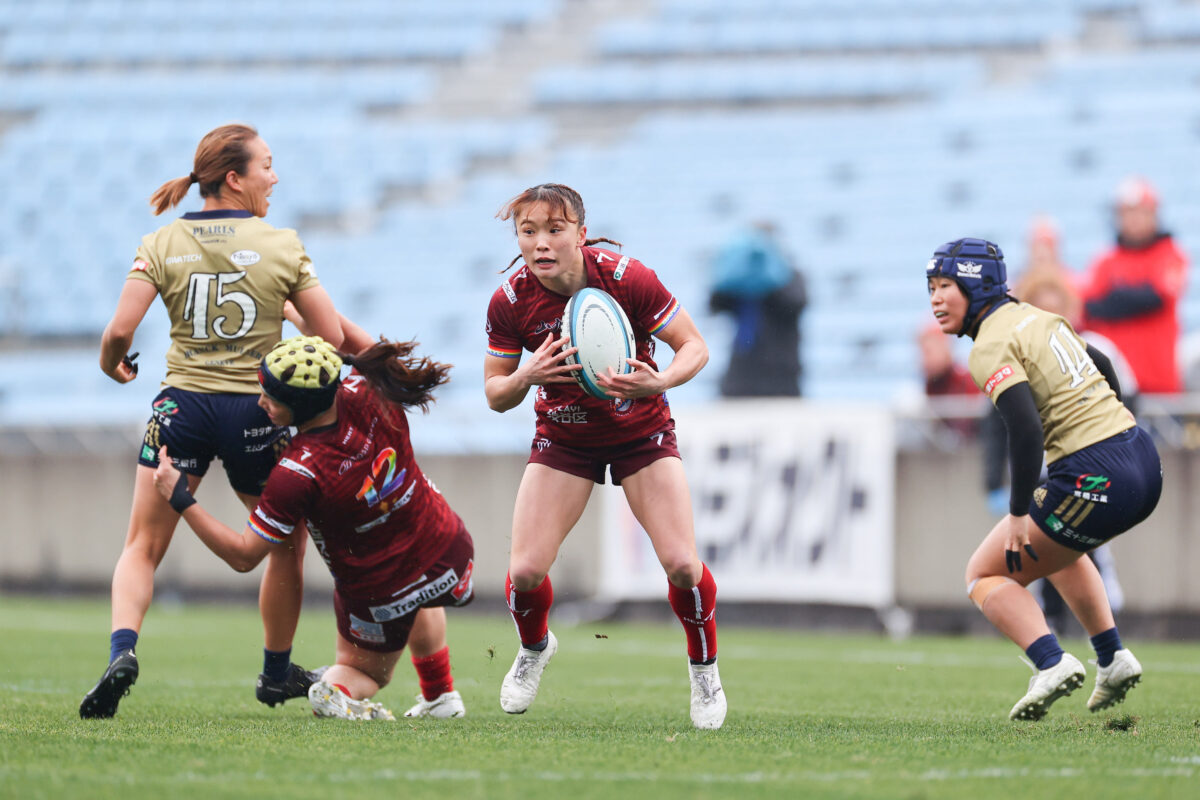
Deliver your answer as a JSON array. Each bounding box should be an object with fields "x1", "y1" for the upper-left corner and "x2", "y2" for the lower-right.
[
  {"x1": 1024, "y1": 633, "x2": 1064, "y2": 671},
  {"x1": 109, "y1": 628, "x2": 138, "y2": 664},
  {"x1": 263, "y1": 648, "x2": 293, "y2": 682},
  {"x1": 1090, "y1": 627, "x2": 1123, "y2": 668}
]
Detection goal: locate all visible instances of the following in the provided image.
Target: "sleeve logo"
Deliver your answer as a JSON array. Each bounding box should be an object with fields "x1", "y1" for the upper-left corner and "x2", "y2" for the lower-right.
[{"x1": 984, "y1": 365, "x2": 1014, "y2": 395}]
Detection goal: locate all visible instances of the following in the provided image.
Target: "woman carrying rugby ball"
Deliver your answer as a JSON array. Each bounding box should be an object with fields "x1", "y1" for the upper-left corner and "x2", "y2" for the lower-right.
[{"x1": 483, "y1": 183, "x2": 726, "y2": 729}]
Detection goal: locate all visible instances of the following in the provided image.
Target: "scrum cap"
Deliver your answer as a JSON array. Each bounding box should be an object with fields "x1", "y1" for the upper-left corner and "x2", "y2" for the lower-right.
[
  {"x1": 926, "y1": 237, "x2": 1009, "y2": 336},
  {"x1": 258, "y1": 335, "x2": 343, "y2": 426}
]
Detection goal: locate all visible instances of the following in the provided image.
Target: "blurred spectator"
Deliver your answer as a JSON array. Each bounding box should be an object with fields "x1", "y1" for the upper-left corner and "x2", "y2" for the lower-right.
[
  {"x1": 709, "y1": 222, "x2": 807, "y2": 397},
  {"x1": 918, "y1": 321, "x2": 976, "y2": 397},
  {"x1": 1081, "y1": 177, "x2": 1188, "y2": 394},
  {"x1": 917, "y1": 321, "x2": 978, "y2": 438}
]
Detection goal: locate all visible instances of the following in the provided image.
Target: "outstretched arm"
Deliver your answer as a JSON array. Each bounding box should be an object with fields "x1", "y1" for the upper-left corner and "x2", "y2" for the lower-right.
[{"x1": 152, "y1": 446, "x2": 277, "y2": 572}]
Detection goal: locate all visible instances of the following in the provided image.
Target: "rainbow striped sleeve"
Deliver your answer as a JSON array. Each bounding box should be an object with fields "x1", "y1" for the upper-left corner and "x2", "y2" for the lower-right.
[
  {"x1": 249, "y1": 512, "x2": 291, "y2": 545},
  {"x1": 487, "y1": 344, "x2": 522, "y2": 358},
  {"x1": 648, "y1": 298, "x2": 681, "y2": 334}
]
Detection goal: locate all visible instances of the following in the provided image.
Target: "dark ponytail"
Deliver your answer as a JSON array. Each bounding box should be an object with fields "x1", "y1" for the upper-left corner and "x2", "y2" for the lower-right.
[{"x1": 340, "y1": 338, "x2": 451, "y2": 413}]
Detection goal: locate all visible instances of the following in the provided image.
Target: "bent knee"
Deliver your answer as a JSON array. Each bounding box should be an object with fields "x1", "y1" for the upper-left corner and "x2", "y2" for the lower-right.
[
  {"x1": 662, "y1": 558, "x2": 702, "y2": 588},
  {"x1": 508, "y1": 567, "x2": 547, "y2": 592}
]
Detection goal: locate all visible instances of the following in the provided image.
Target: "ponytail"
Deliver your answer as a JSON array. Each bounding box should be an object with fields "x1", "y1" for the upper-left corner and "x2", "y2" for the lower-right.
[
  {"x1": 148, "y1": 123, "x2": 258, "y2": 215},
  {"x1": 340, "y1": 338, "x2": 451, "y2": 413}
]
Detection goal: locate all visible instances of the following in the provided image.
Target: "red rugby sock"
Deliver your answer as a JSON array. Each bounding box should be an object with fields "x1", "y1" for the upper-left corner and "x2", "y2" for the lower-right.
[
  {"x1": 668, "y1": 564, "x2": 718, "y2": 663},
  {"x1": 412, "y1": 646, "x2": 453, "y2": 700},
  {"x1": 505, "y1": 573, "x2": 553, "y2": 647}
]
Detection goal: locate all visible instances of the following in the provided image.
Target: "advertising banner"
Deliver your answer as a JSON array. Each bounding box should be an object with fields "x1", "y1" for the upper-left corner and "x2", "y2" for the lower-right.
[{"x1": 600, "y1": 401, "x2": 895, "y2": 607}]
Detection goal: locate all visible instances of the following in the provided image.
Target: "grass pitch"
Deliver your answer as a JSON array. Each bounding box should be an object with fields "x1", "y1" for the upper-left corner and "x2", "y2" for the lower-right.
[{"x1": 1, "y1": 595, "x2": 1198, "y2": 800}]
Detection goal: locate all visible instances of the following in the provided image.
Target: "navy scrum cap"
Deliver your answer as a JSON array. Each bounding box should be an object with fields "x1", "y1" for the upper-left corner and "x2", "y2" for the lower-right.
[{"x1": 926, "y1": 237, "x2": 1009, "y2": 336}]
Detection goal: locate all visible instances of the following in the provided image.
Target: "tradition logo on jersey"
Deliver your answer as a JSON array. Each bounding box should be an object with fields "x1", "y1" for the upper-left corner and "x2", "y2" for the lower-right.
[
  {"x1": 984, "y1": 365, "x2": 1014, "y2": 395},
  {"x1": 957, "y1": 261, "x2": 983, "y2": 278}
]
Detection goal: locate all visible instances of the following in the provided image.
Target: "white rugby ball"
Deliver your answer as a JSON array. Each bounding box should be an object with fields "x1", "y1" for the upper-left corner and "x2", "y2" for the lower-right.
[{"x1": 561, "y1": 287, "x2": 636, "y2": 399}]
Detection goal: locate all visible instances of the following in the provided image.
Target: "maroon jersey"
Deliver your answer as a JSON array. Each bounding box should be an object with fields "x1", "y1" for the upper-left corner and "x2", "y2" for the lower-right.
[
  {"x1": 249, "y1": 372, "x2": 459, "y2": 600},
  {"x1": 486, "y1": 247, "x2": 682, "y2": 448}
]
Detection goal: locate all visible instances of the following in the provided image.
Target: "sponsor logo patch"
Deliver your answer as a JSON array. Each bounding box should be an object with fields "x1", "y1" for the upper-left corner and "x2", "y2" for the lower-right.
[
  {"x1": 230, "y1": 249, "x2": 260, "y2": 266},
  {"x1": 984, "y1": 365, "x2": 1014, "y2": 395},
  {"x1": 613, "y1": 255, "x2": 631, "y2": 280},
  {"x1": 1045, "y1": 514, "x2": 1064, "y2": 533},
  {"x1": 370, "y1": 567, "x2": 461, "y2": 622},
  {"x1": 349, "y1": 614, "x2": 386, "y2": 643},
  {"x1": 165, "y1": 254, "x2": 201, "y2": 265}
]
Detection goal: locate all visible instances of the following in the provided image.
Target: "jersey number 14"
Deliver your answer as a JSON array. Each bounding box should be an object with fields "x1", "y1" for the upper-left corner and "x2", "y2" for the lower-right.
[{"x1": 1048, "y1": 322, "x2": 1096, "y2": 388}]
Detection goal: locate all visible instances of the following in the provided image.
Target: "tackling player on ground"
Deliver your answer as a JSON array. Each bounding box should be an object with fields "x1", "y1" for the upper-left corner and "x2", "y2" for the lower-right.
[
  {"x1": 927, "y1": 238, "x2": 1161, "y2": 721},
  {"x1": 152, "y1": 335, "x2": 474, "y2": 720},
  {"x1": 484, "y1": 183, "x2": 726, "y2": 729}
]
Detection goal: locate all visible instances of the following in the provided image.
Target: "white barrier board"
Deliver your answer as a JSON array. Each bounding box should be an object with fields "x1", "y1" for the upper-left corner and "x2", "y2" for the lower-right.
[{"x1": 599, "y1": 401, "x2": 895, "y2": 607}]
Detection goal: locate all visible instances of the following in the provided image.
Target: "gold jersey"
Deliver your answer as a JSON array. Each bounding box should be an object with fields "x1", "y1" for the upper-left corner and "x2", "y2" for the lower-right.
[
  {"x1": 127, "y1": 211, "x2": 320, "y2": 394},
  {"x1": 969, "y1": 301, "x2": 1135, "y2": 463}
]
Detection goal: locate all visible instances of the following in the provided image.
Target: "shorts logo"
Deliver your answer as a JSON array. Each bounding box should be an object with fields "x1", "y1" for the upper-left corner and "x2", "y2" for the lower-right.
[
  {"x1": 153, "y1": 397, "x2": 180, "y2": 416},
  {"x1": 370, "y1": 567, "x2": 460, "y2": 621},
  {"x1": 984, "y1": 365, "x2": 1014, "y2": 395},
  {"x1": 534, "y1": 437, "x2": 551, "y2": 452},
  {"x1": 1033, "y1": 487, "x2": 1047, "y2": 508},
  {"x1": 452, "y1": 559, "x2": 475, "y2": 604},
  {"x1": 1045, "y1": 514, "x2": 1064, "y2": 533},
  {"x1": 1074, "y1": 473, "x2": 1111, "y2": 503},
  {"x1": 349, "y1": 614, "x2": 386, "y2": 643},
  {"x1": 140, "y1": 444, "x2": 156, "y2": 461}
]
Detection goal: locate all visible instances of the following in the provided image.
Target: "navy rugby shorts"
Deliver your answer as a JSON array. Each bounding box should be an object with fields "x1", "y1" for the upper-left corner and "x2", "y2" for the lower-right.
[
  {"x1": 137, "y1": 387, "x2": 290, "y2": 496},
  {"x1": 1030, "y1": 426, "x2": 1162, "y2": 552},
  {"x1": 332, "y1": 521, "x2": 475, "y2": 653},
  {"x1": 528, "y1": 424, "x2": 681, "y2": 485}
]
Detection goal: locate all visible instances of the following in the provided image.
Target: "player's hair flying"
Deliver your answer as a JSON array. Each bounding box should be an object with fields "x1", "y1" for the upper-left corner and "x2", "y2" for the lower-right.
[
  {"x1": 497, "y1": 183, "x2": 623, "y2": 271},
  {"x1": 149, "y1": 123, "x2": 260, "y2": 215},
  {"x1": 341, "y1": 338, "x2": 452, "y2": 414}
]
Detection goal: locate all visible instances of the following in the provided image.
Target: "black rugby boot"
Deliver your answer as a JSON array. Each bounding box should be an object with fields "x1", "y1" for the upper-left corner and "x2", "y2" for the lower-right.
[
  {"x1": 79, "y1": 649, "x2": 139, "y2": 719},
  {"x1": 256, "y1": 662, "x2": 323, "y2": 707}
]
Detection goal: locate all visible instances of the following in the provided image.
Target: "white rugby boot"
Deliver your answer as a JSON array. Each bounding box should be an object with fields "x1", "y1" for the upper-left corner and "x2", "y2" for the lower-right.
[
  {"x1": 308, "y1": 679, "x2": 395, "y2": 721},
  {"x1": 1088, "y1": 649, "x2": 1142, "y2": 712},
  {"x1": 688, "y1": 660, "x2": 727, "y2": 730},
  {"x1": 1009, "y1": 652, "x2": 1086, "y2": 721},
  {"x1": 404, "y1": 690, "x2": 466, "y2": 718},
  {"x1": 500, "y1": 631, "x2": 558, "y2": 714}
]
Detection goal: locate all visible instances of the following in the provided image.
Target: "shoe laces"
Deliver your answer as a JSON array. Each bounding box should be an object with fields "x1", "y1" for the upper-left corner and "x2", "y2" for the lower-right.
[
  {"x1": 512, "y1": 651, "x2": 540, "y2": 683},
  {"x1": 692, "y1": 671, "x2": 720, "y2": 705}
]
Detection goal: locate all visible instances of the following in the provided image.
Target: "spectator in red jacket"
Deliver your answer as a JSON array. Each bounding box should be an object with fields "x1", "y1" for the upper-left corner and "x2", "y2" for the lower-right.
[{"x1": 1081, "y1": 177, "x2": 1188, "y2": 394}]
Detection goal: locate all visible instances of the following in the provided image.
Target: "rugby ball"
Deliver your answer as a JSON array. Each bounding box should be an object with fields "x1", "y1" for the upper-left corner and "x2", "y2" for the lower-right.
[{"x1": 561, "y1": 287, "x2": 636, "y2": 399}]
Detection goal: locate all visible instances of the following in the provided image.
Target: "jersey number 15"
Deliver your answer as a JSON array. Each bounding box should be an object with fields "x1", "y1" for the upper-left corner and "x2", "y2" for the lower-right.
[{"x1": 184, "y1": 271, "x2": 257, "y2": 340}]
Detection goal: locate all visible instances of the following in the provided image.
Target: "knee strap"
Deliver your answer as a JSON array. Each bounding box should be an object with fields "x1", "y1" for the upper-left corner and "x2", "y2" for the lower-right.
[{"x1": 967, "y1": 576, "x2": 1018, "y2": 611}]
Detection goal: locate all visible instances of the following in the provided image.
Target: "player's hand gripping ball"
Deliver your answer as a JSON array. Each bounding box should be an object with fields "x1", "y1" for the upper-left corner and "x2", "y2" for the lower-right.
[{"x1": 561, "y1": 287, "x2": 636, "y2": 399}]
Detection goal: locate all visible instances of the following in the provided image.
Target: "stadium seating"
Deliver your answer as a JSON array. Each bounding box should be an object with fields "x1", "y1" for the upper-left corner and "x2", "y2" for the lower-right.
[{"x1": 2, "y1": 0, "x2": 1199, "y2": 442}]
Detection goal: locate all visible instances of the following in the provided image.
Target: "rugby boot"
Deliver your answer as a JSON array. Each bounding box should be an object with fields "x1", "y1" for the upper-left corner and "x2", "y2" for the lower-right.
[
  {"x1": 688, "y1": 660, "x2": 727, "y2": 730},
  {"x1": 256, "y1": 662, "x2": 324, "y2": 708},
  {"x1": 79, "y1": 649, "x2": 139, "y2": 719},
  {"x1": 1088, "y1": 648, "x2": 1142, "y2": 712},
  {"x1": 500, "y1": 631, "x2": 558, "y2": 713},
  {"x1": 404, "y1": 690, "x2": 466, "y2": 718},
  {"x1": 1009, "y1": 652, "x2": 1086, "y2": 721}
]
